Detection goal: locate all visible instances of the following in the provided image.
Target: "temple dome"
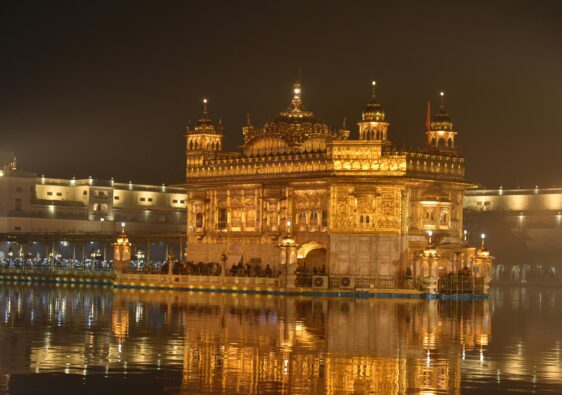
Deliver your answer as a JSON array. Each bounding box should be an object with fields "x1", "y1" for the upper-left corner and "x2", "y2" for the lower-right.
[
  {"x1": 361, "y1": 81, "x2": 386, "y2": 122},
  {"x1": 430, "y1": 93, "x2": 453, "y2": 131},
  {"x1": 244, "y1": 82, "x2": 334, "y2": 156}
]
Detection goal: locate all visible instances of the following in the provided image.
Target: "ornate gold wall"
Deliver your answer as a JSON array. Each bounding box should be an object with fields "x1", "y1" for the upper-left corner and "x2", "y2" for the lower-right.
[{"x1": 185, "y1": 82, "x2": 470, "y2": 275}]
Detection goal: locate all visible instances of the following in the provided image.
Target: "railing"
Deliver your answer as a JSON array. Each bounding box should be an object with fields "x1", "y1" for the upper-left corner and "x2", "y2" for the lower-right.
[
  {"x1": 117, "y1": 273, "x2": 281, "y2": 288},
  {"x1": 327, "y1": 275, "x2": 417, "y2": 290},
  {"x1": 1, "y1": 260, "x2": 114, "y2": 272},
  {"x1": 438, "y1": 276, "x2": 485, "y2": 294},
  {"x1": 0, "y1": 267, "x2": 115, "y2": 279}
]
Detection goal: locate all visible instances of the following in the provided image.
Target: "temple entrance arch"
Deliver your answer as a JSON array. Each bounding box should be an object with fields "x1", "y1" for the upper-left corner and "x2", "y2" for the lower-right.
[{"x1": 297, "y1": 241, "x2": 327, "y2": 273}]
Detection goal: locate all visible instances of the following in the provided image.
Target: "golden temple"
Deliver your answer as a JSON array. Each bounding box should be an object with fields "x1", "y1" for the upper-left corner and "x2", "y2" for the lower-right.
[{"x1": 184, "y1": 80, "x2": 489, "y2": 292}]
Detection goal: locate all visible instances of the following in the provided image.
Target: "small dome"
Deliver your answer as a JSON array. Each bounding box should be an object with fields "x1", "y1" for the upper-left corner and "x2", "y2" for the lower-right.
[
  {"x1": 430, "y1": 93, "x2": 454, "y2": 131},
  {"x1": 361, "y1": 82, "x2": 386, "y2": 122},
  {"x1": 187, "y1": 98, "x2": 221, "y2": 135},
  {"x1": 362, "y1": 101, "x2": 386, "y2": 122}
]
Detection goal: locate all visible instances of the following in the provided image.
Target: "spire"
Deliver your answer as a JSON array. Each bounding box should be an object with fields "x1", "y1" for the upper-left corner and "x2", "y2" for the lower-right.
[
  {"x1": 342, "y1": 117, "x2": 347, "y2": 129},
  {"x1": 242, "y1": 112, "x2": 256, "y2": 144},
  {"x1": 202, "y1": 98, "x2": 208, "y2": 117},
  {"x1": 217, "y1": 118, "x2": 223, "y2": 133},
  {"x1": 361, "y1": 80, "x2": 386, "y2": 122},
  {"x1": 290, "y1": 81, "x2": 302, "y2": 110},
  {"x1": 427, "y1": 90, "x2": 456, "y2": 149}
]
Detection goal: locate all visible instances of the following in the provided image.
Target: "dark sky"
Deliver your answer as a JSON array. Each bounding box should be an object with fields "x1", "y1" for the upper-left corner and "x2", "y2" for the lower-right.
[{"x1": 1, "y1": 0, "x2": 561, "y2": 188}]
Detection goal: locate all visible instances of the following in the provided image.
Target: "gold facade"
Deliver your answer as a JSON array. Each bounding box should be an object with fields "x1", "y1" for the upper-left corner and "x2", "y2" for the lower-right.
[{"x1": 186, "y1": 81, "x2": 470, "y2": 276}]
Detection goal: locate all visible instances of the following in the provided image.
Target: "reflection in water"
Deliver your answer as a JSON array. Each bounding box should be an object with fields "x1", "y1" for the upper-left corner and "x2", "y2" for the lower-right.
[{"x1": 0, "y1": 285, "x2": 560, "y2": 394}]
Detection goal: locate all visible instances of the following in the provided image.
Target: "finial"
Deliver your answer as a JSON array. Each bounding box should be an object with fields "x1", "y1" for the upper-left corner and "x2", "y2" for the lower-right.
[
  {"x1": 290, "y1": 80, "x2": 302, "y2": 110},
  {"x1": 202, "y1": 98, "x2": 208, "y2": 116},
  {"x1": 371, "y1": 80, "x2": 376, "y2": 99},
  {"x1": 121, "y1": 222, "x2": 126, "y2": 234},
  {"x1": 245, "y1": 113, "x2": 252, "y2": 125},
  {"x1": 439, "y1": 91, "x2": 445, "y2": 109},
  {"x1": 480, "y1": 233, "x2": 486, "y2": 248},
  {"x1": 342, "y1": 117, "x2": 347, "y2": 129},
  {"x1": 293, "y1": 82, "x2": 301, "y2": 97}
]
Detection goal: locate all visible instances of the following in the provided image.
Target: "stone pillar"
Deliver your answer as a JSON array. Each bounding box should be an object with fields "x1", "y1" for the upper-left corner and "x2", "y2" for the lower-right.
[
  {"x1": 167, "y1": 252, "x2": 175, "y2": 276},
  {"x1": 473, "y1": 244, "x2": 494, "y2": 294},
  {"x1": 279, "y1": 228, "x2": 299, "y2": 288},
  {"x1": 418, "y1": 246, "x2": 439, "y2": 294}
]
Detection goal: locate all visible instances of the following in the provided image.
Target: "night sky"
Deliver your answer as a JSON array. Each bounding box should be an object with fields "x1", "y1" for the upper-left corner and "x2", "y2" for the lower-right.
[{"x1": 1, "y1": 1, "x2": 561, "y2": 188}]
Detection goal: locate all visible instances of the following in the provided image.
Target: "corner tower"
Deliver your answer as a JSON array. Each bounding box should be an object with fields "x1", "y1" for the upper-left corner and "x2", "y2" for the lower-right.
[
  {"x1": 186, "y1": 98, "x2": 223, "y2": 152},
  {"x1": 357, "y1": 81, "x2": 390, "y2": 144},
  {"x1": 427, "y1": 92, "x2": 457, "y2": 151}
]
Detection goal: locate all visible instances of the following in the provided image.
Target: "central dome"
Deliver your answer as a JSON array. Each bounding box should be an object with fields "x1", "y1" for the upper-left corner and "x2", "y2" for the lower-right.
[
  {"x1": 261, "y1": 82, "x2": 331, "y2": 144},
  {"x1": 244, "y1": 82, "x2": 336, "y2": 156}
]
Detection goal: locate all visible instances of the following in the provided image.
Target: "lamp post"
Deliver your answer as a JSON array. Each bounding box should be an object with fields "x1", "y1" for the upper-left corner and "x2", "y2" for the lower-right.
[
  {"x1": 90, "y1": 249, "x2": 96, "y2": 272},
  {"x1": 137, "y1": 250, "x2": 145, "y2": 272},
  {"x1": 7, "y1": 247, "x2": 13, "y2": 268}
]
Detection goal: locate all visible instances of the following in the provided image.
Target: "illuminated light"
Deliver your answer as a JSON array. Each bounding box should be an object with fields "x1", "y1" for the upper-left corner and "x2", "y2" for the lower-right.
[
  {"x1": 440, "y1": 91, "x2": 444, "y2": 97},
  {"x1": 203, "y1": 98, "x2": 207, "y2": 104},
  {"x1": 121, "y1": 222, "x2": 126, "y2": 228},
  {"x1": 100, "y1": 218, "x2": 105, "y2": 222},
  {"x1": 0, "y1": 170, "x2": 4, "y2": 177},
  {"x1": 372, "y1": 80, "x2": 376, "y2": 86},
  {"x1": 481, "y1": 233, "x2": 486, "y2": 240}
]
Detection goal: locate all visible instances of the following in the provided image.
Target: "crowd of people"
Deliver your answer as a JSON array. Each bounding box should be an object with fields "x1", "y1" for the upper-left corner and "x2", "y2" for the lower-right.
[
  {"x1": 2, "y1": 256, "x2": 282, "y2": 279},
  {"x1": 159, "y1": 260, "x2": 279, "y2": 278}
]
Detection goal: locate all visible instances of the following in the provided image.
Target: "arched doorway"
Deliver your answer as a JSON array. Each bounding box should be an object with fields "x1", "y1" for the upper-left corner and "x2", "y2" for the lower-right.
[{"x1": 297, "y1": 241, "x2": 327, "y2": 274}]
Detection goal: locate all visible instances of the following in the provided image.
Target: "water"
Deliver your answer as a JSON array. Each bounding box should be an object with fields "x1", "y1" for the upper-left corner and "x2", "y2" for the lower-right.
[{"x1": 0, "y1": 285, "x2": 560, "y2": 394}]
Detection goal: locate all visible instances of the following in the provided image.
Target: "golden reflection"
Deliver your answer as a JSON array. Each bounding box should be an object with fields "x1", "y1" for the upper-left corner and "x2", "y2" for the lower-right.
[
  {"x1": 9, "y1": 284, "x2": 553, "y2": 394},
  {"x1": 104, "y1": 291, "x2": 491, "y2": 394}
]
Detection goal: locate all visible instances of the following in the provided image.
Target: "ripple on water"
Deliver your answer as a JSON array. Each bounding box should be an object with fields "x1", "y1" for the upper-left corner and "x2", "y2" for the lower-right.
[{"x1": 0, "y1": 284, "x2": 561, "y2": 394}]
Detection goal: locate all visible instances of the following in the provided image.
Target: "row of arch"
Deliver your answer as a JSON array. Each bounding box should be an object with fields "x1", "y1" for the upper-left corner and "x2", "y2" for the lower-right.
[
  {"x1": 361, "y1": 129, "x2": 386, "y2": 140},
  {"x1": 430, "y1": 137, "x2": 454, "y2": 148},
  {"x1": 188, "y1": 138, "x2": 222, "y2": 151}
]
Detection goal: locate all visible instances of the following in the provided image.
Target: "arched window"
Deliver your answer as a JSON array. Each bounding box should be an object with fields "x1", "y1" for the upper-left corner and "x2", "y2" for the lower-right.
[
  {"x1": 365, "y1": 215, "x2": 370, "y2": 224},
  {"x1": 359, "y1": 215, "x2": 364, "y2": 224},
  {"x1": 310, "y1": 210, "x2": 318, "y2": 225},
  {"x1": 440, "y1": 210, "x2": 449, "y2": 226},
  {"x1": 431, "y1": 137, "x2": 436, "y2": 147},
  {"x1": 447, "y1": 138, "x2": 453, "y2": 147},
  {"x1": 438, "y1": 138, "x2": 445, "y2": 148},
  {"x1": 196, "y1": 213, "x2": 203, "y2": 228}
]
